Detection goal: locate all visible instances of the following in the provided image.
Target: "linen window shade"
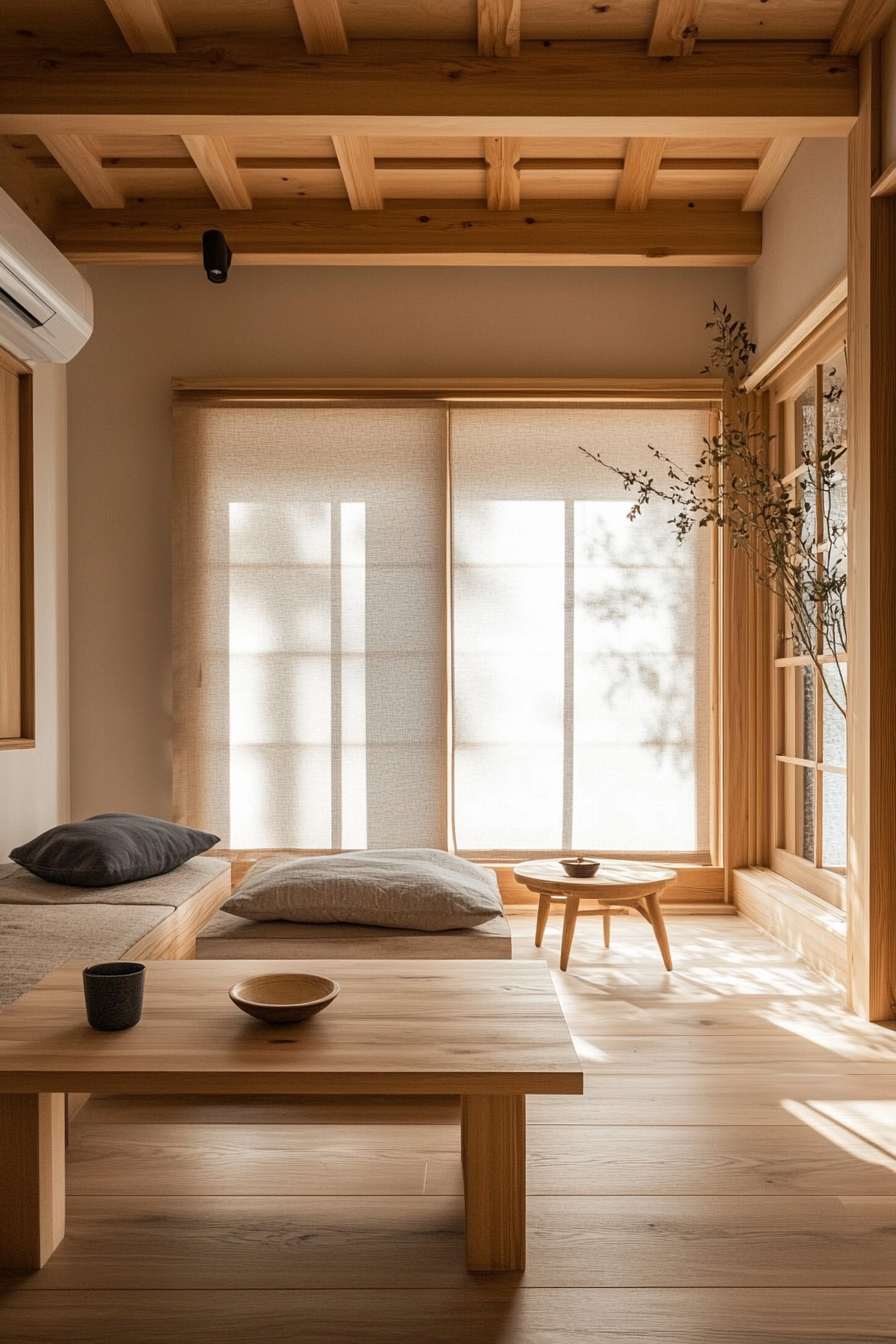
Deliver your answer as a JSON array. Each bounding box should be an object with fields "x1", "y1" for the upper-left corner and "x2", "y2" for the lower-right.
[
  {"x1": 449, "y1": 405, "x2": 713, "y2": 861},
  {"x1": 173, "y1": 396, "x2": 713, "y2": 861},
  {"x1": 173, "y1": 404, "x2": 448, "y2": 849}
]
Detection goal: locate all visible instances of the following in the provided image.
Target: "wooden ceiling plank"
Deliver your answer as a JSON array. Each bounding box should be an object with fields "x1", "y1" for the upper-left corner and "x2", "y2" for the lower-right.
[
  {"x1": 479, "y1": 0, "x2": 522, "y2": 57},
  {"x1": 0, "y1": 44, "x2": 857, "y2": 131},
  {"x1": 485, "y1": 137, "x2": 521, "y2": 208},
  {"x1": 181, "y1": 135, "x2": 252, "y2": 209},
  {"x1": 831, "y1": 0, "x2": 896, "y2": 54},
  {"x1": 616, "y1": 138, "x2": 666, "y2": 210},
  {"x1": 54, "y1": 198, "x2": 762, "y2": 267},
  {"x1": 649, "y1": 0, "x2": 705, "y2": 57},
  {"x1": 39, "y1": 134, "x2": 125, "y2": 209},
  {"x1": 104, "y1": 0, "x2": 176, "y2": 54},
  {"x1": 741, "y1": 136, "x2": 801, "y2": 210},
  {"x1": 292, "y1": 0, "x2": 350, "y2": 56},
  {"x1": 332, "y1": 136, "x2": 382, "y2": 208}
]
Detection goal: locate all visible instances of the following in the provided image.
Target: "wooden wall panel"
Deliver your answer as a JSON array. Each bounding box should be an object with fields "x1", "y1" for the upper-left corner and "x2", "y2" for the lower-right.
[{"x1": 845, "y1": 41, "x2": 896, "y2": 1021}]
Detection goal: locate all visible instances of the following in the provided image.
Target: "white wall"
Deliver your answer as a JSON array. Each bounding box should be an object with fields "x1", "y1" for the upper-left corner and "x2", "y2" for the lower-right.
[
  {"x1": 0, "y1": 363, "x2": 69, "y2": 856},
  {"x1": 747, "y1": 139, "x2": 848, "y2": 361},
  {"x1": 66, "y1": 264, "x2": 747, "y2": 820}
]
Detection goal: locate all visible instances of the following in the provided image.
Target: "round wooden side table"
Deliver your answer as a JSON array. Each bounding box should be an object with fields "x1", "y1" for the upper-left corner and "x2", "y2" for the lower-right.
[{"x1": 512, "y1": 859, "x2": 678, "y2": 972}]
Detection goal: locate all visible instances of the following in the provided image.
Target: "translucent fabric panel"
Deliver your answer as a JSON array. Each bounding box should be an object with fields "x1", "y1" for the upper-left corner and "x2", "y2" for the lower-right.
[
  {"x1": 173, "y1": 404, "x2": 447, "y2": 849},
  {"x1": 450, "y1": 405, "x2": 713, "y2": 857}
]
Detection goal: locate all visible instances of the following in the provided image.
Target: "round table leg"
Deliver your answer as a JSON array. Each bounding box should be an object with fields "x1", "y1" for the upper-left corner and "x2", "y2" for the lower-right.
[
  {"x1": 644, "y1": 890, "x2": 673, "y2": 971},
  {"x1": 602, "y1": 909, "x2": 611, "y2": 949},
  {"x1": 534, "y1": 892, "x2": 552, "y2": 948},
  {"x1": 559, "y1": 896, "x2": 580, "y2": 972}
]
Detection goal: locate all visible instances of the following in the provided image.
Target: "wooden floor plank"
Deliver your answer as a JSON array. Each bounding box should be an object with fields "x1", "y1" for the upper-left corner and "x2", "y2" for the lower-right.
[
  {"x1": 66, "y1": 1124, "x2": 462, "y2": 1198},
  {"x1": 3, "y1": 1194, "x2": 896, "y2": 1291},
  {"x1": 2, "y1": 1287, "x2": 896, "y2": 1343}
]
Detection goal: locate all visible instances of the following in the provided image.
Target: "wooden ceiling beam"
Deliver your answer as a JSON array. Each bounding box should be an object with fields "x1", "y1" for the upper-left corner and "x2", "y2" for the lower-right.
[
  {"x1": 103, "y1": 0, "x2": 176, "y2": 54},
  {"x1": 616, "y1": 138, "x2": 665, "y2": 210},
  {"x1": 478, "y1": 0, "x2": 521, "y2": 57},
  {"x1": 181, "y1": 135, "x2": 252, "y2": 208},
  {"x1": 648, "y1": 0, "x2": 704, "y2": 57},
  {"x1": 831, "y1": 0, "x2": 896, "y2": 55},
  {"x1": 0, "y1": 43, "x2": 857, "y2": 132},
  {"x1": 292, "y1": 0, "x2": 349, "y2": 57},
  {"x1": 741, "y1": 136, "x2": 801, "y2": 211},
  {"x1": 54, "y1": 198, "x2": 761, "y2": 266},
  {"x1": 485, "y1": 138, "x2": 521, "y2": 208},
  {"x1": 29, "y1": 155, "x2": 763, "y2": 175},
  {"x1": 332, "y1": 136, "x2": 382, "y2": 208},
  {"x1": 39, "y1": 134, "x2": 125, "y2": 208}
]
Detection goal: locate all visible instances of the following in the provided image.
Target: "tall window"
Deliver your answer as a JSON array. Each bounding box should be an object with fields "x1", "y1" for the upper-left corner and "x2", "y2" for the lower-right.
[
  {"x1": 174, "y1": 398, "x2": 714, "y2": 859},
  {"x1": 772, "y1": 352, "x2": 848, "y2": 905}
]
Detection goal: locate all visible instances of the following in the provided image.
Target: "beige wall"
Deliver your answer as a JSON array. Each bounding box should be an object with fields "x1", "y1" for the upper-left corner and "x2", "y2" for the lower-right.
[
  {"x1": 747, "y1": 138, "x2": 847, "y2": 361},
  {"x1": 67, "y1": 263, "x2": 747, "y2": 820},
  {"x1": 0, "y1": 362, "x2": 69, "y2": 856}
]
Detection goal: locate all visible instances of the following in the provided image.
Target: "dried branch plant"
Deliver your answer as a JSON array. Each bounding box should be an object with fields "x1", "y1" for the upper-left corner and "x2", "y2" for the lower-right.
[{"x1": 580, "y1": 303, "x2": 847, "y2": 715}]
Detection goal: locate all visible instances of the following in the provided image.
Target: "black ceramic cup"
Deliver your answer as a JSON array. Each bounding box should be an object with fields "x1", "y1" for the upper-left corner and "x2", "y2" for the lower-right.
[{"x1": 82, "y1": 962, "x2": 146, "y2": 1031}]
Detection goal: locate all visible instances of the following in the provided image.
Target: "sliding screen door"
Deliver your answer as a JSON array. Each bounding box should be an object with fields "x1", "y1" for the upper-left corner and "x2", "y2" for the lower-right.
[
  {"x1": 173, "y1": 404, "x2": 447, "y2": 849},
  {"x1": 450, "y1": 406, "x2": 713, "y2": 860}
]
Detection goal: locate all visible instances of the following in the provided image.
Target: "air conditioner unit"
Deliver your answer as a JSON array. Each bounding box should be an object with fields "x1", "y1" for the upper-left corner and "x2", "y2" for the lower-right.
[{"x1": 0, "y1": 187, "x2": 92, "y2": 363}]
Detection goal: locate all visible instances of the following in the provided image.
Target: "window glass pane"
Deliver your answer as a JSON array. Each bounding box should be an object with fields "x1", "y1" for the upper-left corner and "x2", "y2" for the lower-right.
[
  {"x1": 799, "y1": 665, "x2": 816, "y2": 761},
  {"x1": 823, "y1": 357, "x2": 847, "y2": 655},
  {"x1": 821, "y1": 770, "x2": 847, "y2": 871},
  {"x1": 801, "y1": 765, "x2": 816, "y2": 863},
  {"x1": 792, "y1": 379, "x2": 817, "y2": 656},
  {"x1": 450, "y1": 405, "x2": 712, "y2": 856},
  {"x1": 822, "y1": 666, "x2": 846, "y2": 768}
]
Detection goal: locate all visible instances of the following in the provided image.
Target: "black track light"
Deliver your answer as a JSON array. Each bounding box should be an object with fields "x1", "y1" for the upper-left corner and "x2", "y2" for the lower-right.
[{"x1": 202, "y1": 229, "x2": 232, "y2": 284}]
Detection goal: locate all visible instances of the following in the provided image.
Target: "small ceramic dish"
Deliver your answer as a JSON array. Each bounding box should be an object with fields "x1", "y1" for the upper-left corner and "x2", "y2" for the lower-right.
[
  {"x1": 229, "y1": 973, "x2": 340, "y2": 1023},
  {"x1": 560, "y1": 857, "x2": 601, "y2": 878}
]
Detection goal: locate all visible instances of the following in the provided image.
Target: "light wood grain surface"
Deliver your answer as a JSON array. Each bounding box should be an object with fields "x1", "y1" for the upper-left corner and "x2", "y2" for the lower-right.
[{"x1": 4, "y1": 912, "x2": 896, "y2": 1338}]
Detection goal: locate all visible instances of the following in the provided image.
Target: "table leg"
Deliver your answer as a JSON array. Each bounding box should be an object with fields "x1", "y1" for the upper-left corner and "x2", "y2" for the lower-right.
[
  {"x1": 0, "y1": 1093, "x2": 66, "y2": 1269},
  {"x1": 603, "y1": 908, "x2": 612, "y2": 948},
  {"x1": 461, "y1": 1094, "x2": 526, "y2": 1271},
  {"x1": 559, "y1": 896, "x2": 580, "y2": 971},
  {"x1": 643, "y1": 891, "x2": 674, "y2": 971},
  {"x1": 534, "y1": 893, "x2": 552, "y2": 947}
]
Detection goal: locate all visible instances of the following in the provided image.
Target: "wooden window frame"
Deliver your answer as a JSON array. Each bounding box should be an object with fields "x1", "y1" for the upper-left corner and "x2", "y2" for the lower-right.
[
  {"x1": 0, "y1": 346, "x2": 34, "y2": 751},
  {"x1": 762, "y1": 309, "x2": 848, "y2": 908}
]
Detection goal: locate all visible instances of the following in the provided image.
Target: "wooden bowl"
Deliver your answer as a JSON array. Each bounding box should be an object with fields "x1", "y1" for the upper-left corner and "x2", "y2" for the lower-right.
[
  {"x1": 229, "y1": 973, "x2": 340, "y2": 1023},
  {"x1": 560, "y1": 857, "x2": 601, "y2": 878}
]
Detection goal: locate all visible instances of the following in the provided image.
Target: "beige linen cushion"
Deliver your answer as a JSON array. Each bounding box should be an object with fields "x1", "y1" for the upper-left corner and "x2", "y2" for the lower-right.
[{"x1": 222, "y1": 849, "x2": 503, "y2": 932}]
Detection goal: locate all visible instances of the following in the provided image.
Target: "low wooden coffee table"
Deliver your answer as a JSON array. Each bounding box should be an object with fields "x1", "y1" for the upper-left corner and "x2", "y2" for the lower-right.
[
  {"x1": 513, "y1": 859, "x2": 678, "y2": 972},
  {"x1": 0, "y1": 958, "x2": 582, "y2": 1273}
]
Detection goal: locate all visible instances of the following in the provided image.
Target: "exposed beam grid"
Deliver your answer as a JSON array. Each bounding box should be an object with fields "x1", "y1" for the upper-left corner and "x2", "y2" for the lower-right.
[
  {"x1": 478, "y1": 0, "x2": 521, "y2": 57},
  {"x1": 54, "y1": 199, "x2": 762, "y2": 267},
  {"x1": 649, "y1": 0, "x2": 704, "y2": 57},
  {"x1": 40, "y1": 134, "x2": 125, "y2": 208},
  {"x1": 292, "y1": 0, "x2": 349, "y2": 56},
  {"x1": 831, "y1": 0, "x2": 896, "y2": 55},
  {"x1": 332, "y1": 136, "x2": 382, "y2": 209},
  {"x1": 616, "y1": 139, "x2": 666, "y2": 211},
  {"x1": 485, "y1": 138, "x2": 521, "y2": 209},
  {"x1": 181, "y1": 136, "x2": 252, "y2": 209},
  {"x1": 103, "y1": 0, "x2": 176, "y2": 53},
  {"x1": 741, "y1": 137, "x2": 801, "y2": 211}
]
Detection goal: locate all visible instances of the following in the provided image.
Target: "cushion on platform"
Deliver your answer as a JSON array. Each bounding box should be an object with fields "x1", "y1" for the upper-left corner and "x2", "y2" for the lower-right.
[
  {"x1": 9, "y1": 814, "x2": 220, "y2": 888},
  {"x1": 222, "y1": 848, "x2": 503, "y2": 931}
]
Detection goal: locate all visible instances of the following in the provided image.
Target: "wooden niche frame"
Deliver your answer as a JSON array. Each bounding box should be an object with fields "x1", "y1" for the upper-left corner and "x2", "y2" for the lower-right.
[{"x1": 0, "y1": 346, "x2": 34, "y2": 750}]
